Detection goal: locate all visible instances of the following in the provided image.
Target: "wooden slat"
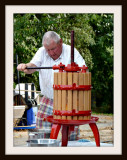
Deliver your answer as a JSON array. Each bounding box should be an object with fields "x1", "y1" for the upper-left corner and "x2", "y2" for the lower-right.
[
  {"x1": 53, "y1": 72, "x2": 58, "y2": 119},
  {"x1": 88, "y1": 72, "x2": 91, "y2": 120},
  {"x1": 78, "y1": 73, "x2": 84, "y2": 120},
  {"x1": 73, "y1": 72, "x2": 78, "y2": 120},
  {"x1": 57, "y1": 72, "x2": 62, "y2": 119},
  {"x1": 62, "y1": 72, "x2": 67, "y2": 120},
  {"x1": 67, "y1": 72, "x2": 72, "y2": 120},
  {"x1": 84, "y1": 73, "x2": 89, "y2": 120}
]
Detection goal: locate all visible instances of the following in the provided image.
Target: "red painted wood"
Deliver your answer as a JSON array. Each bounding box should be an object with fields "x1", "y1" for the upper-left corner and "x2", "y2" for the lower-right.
[
  {"x1": 89, "y1": 123, "x2": 100, "y2": 147},
  {"x1": 50, "y1": 124, "x2": 61, "y2": 139},
  {"x1": 47, "y1": 116, "x2": 100, "y2": 147}
]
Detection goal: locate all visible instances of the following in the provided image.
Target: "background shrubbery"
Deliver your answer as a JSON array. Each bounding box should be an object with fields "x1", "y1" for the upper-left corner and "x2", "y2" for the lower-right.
[{"x1": 14, "y1": 13, "x2": 113, "y2": 113}]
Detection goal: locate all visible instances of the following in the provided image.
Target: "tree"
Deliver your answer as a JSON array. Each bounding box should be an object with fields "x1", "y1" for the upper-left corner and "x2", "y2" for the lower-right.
[
  {"x1": 14, "y1": 13, "x2": 95, "y2": 89},
  {"x1": 14, "y1": 13, "x2": 113, "y2": 113},
  {"x1": 89, "y1": 14, "x2": 113, "y2": 112}
]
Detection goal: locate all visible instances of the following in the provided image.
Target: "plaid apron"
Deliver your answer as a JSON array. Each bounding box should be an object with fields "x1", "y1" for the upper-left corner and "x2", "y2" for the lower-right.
[{"x1": 36, "y1": 96, "x2": 79, "y2": 141}]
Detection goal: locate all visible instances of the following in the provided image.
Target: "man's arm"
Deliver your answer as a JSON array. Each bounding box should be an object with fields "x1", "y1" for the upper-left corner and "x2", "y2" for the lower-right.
[{"x1": 17, "y1": 63, "x2": 37, "y2": 74}]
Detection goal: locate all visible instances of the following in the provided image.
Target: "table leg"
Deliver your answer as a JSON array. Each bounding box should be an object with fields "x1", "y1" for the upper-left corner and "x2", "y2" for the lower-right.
[
  {"x1": 89, "y1": 123, "x2": 100, "y2": 147},
  {"x1": 50, "y1": 124, "x2": 61, "y2": 139},
  {"x1": 62, "y1": 125, "x2": 69, "y2": 146}
]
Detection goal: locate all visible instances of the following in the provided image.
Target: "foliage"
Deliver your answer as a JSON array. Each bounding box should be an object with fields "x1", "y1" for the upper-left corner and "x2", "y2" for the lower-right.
[
  {"x1": 14, "y1": 13, "x2": 95, "y2": 89},
  {"x1": 89, "y1": 14, "x2": 113, "y2": 112},
  {"x1": 14, "y1": 13, "x2": 113, "y2": 113}
]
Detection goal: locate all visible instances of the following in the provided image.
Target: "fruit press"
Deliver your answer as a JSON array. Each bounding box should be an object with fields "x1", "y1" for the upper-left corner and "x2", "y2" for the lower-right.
[{"x1": 27, "y1": 31, "x2": 100, "y2": 147}]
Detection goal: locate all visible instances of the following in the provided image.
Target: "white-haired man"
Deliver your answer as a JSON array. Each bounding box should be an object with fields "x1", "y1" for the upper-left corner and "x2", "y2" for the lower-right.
[{"x1": 17, "y1": 31, "x2": 86, "y2": 140}]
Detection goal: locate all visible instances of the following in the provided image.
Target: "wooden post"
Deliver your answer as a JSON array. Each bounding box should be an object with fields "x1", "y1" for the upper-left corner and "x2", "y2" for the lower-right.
[
  {"x1": 78, "y1": 73, "x2": 84, "y2": 120},
  {"x1": 73, "y1": 72, "x2": 78, "y2": 120},
  {"x1": 62, "y1": 72, "x2": 67, "y2": 120},
  {"x1": 84, "y1": 73, "x2": 89, "y2": 120},
  {"x1": 67, "y1": 72, "x2": 72, "y2": 120},
  {"x1": 58, "y1": 72, "x2": 62, "y2": 119},
  {"x1": 88, "y1": 72, "x2": 91, "y2": 119},
  {"x1": 53, "y1": 72, "x2": 58, "y2": 119}
]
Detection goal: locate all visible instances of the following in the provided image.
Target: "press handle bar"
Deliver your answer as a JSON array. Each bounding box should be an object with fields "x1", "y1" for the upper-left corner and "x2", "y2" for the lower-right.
[{"x1": 26, "y1": 67, "x2": 53, "y2": 69}]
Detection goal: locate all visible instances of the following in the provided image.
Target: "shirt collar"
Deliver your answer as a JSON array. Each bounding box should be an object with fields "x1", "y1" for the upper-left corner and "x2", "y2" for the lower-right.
[{"x1": 45, "y1": 50, "x2": 49, "y2": 57}]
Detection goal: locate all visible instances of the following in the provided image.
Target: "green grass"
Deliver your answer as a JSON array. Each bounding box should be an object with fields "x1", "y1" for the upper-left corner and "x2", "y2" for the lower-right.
[
  {"x1": 91, "y1": 105, "x2": 113, "y2": 115},
  {"x1": 91, "y1": 111, "x2": 113, "y2": 116}
]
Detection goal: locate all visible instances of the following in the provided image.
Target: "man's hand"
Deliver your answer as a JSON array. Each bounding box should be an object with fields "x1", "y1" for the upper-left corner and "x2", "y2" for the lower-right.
[
  {"x1": 17, "y1": 63, "x2": 37, "y2": 74},
  {"x1": 17, "y1": 63, "x2": 27, "y2": 71}
]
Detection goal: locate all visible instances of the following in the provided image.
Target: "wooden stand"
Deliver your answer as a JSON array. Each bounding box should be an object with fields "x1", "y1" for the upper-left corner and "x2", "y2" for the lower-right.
[
  {"x1": 46, "y1": 116, "x2": 100, "y2": 147},
  {"x1": 49, "y1": 63, "x2": 100, "y2": 147}
]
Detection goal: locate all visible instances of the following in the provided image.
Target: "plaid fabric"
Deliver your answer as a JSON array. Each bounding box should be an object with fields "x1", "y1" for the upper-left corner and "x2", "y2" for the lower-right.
[
  {"x1": 68, "y1": 126, "x2": 80, "y2": 141},
  {"x1": 36, "y1": 96, "x2": 80, "y2": 141},
  {"x1": 36, "y1": 96, "x2": 53, "y2": 129}
]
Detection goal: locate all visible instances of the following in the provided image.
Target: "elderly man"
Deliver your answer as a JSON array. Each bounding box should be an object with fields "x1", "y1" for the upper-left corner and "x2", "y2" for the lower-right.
[{"x1": 17, "y1": 31, "x2": 86, "y2": 140}]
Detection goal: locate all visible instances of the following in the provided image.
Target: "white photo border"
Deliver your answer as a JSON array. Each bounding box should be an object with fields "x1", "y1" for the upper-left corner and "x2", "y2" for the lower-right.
[{"x1": 5, "y1": 5, "x2": 122, "y2": 155}]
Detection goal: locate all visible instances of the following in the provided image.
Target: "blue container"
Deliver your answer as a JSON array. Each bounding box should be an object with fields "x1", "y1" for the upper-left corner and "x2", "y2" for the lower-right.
[
  {"x1": 78, "y1": 139, "x2": 90, "y2": 142},
  {"x1": 27, "y1": 107, "x2": 36, "y2": 125}
]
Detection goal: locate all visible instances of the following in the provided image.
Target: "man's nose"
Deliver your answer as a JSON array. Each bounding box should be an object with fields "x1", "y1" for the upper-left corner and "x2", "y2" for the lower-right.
[{"x1": 48, "y1": 50, "x2": 55, "y2": 55}]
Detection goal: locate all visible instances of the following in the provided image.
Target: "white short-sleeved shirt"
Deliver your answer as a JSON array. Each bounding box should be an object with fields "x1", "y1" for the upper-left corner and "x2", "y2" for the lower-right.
[{"x1": 30, "y1": 43, "x2": 86, "y2": 99}]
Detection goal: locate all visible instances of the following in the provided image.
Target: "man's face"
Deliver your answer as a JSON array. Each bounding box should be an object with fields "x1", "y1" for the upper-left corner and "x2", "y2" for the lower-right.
[{"x1": 44, "y1": 39, "x2": 62, "y2": 60}]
